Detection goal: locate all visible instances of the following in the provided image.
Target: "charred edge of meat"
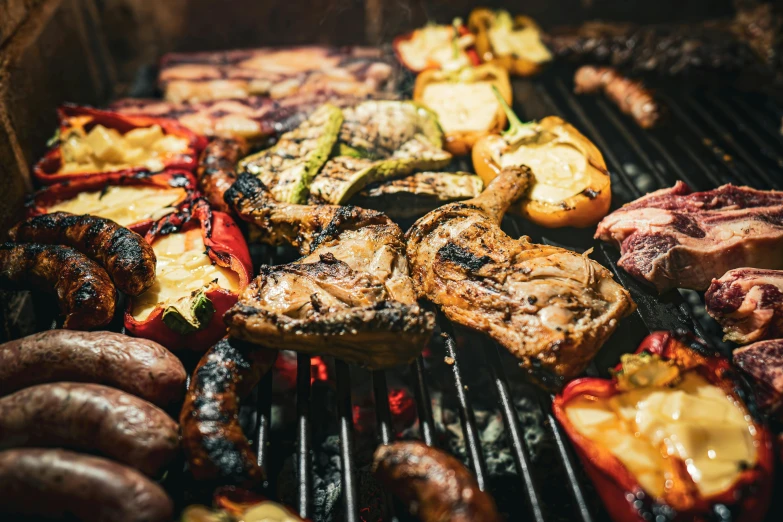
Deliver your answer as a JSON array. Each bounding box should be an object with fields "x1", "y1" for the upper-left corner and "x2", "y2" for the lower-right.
[
  {"x1": 226, "y1": 300, "x2": 434, "y2": 336},
  {"x1": 436, "y1": 243, "x2": 491, "y2": 272},
  {"x1": 183, "y1": 338, "x2": 273, "y2": 486},
  {"x1": 224, "y1": 173, "x2": 272, "y2": 216}
]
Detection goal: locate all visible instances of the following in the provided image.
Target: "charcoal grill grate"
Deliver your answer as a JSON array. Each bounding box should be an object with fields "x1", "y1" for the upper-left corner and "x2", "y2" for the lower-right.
[{"x1": 12, "y1": 64, "x2": 783, "y2": 522}]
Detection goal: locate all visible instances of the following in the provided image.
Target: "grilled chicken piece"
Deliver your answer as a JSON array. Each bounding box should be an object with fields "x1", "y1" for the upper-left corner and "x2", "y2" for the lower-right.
[
  {"x1": 349, "y1": 172, "x2": 483, "y2": 219},
  {"x1": 596, "y1": 182, "x2": 783, "y2": 292},
  {"x1": 733, "y1": 339, "x2": 783, "y2": 416},
  {"x1": 224, "y1": 174, "x2": 435, "y2": 369},
  {"x1": 158, "y1": 46, "x2": 396, "y2": 104},
  {"x1": 406, "y1": 167, "x2": 634, "y2": 384},
  {"x1": 706, "y1": 268, "x2": 783, "y2": 344}
]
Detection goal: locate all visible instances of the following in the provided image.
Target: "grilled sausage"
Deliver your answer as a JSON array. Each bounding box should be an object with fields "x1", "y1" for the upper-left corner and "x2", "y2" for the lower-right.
[
  {"x1": 9, "y1": 212, "x2": 157, "y2": 296},
  {"x1": 0, "y1": 382, "x2": 179, "y2": 477},
  {"x1": 574, "y1": 65, "x2": 661, "y2": 129},
  {"x1": 0, "y1": 242, "x2": 116, "y2": 329},
  {"x1": 0, "y1": 448, "x2": 173, "y2": 522},
  {"x1": 198, "y1": 136, "x2": 249, "y2": 213},
  {"x1": 0, "y1": 330, "x2": 186, "y2": 407},
  {"x1": 180, "y1": 338, "x2": 277, "y2": 486},
  {"x1": 372, "y1": 441, "x2": 502, "y2": 522}
]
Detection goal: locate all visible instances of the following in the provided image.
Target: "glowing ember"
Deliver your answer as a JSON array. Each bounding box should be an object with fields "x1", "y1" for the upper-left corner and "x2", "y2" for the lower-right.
[{"x1": 310, "y1": 356, "x2": 329, "y2": 383}]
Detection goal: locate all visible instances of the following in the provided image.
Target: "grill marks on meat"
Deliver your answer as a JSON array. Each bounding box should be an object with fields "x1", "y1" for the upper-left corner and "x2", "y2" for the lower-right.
[
  {"x1": 733, "y1": 339, "x2": 783, "y2": 416},
  {"x1": 0, "y1": 448, "x2": 173, "y2": 522},
  {"x1": 0, "y1": 243, "x2": 116, "y2": 329},
  {"x1": 0, "y1": 330, "x2": 186, "y2": 407},
  {"x1": 224, "y1": 173, "x2": 435, "y2": 369},
  {"x1": 706, "y1": 268, "x2": 783, "y2": 344},
  {"x1": 180, "y1": 338, "x2": 276, "y2": 487},
  {"x1": 595, "y1": 182, "x2": 783, "y2": 292},
  {"x1": 406, "y1": 167, "x2": 634, "y2": 385},
  {"x1": 198, "y1": 137, "x2": 249, "y2": 213},
  {"x1": 158, "y1": 46, "x2": 396, "y2": 104},
  {"x1": 0, "y1": 383, "x2": 179, "y2": 477},
  {"x1": 9, "y1": 212, "x2": 156, "y2": 296},
  {"x1": 372, "y1": 441, "x2": 502, "y2": 522},
  {"x1": 574, "y1": 66, "x2": 661, "y2": 129}
]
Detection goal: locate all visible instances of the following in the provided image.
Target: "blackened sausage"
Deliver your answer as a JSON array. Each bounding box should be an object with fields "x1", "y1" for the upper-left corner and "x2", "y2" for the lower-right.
[{"x1": 9, "y1": 212, "x2": 156, "y2": 296}]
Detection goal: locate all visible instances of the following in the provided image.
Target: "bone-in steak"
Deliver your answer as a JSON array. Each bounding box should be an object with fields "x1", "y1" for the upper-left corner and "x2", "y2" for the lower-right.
[
  {"x1": 733, "y1": 339, "x2": 783, "y2": 417},
  {"x1": 706, "y1": 268, "x2": 783, "y2": 344},
  {"x1": 595, "y1": 182, "x2": 783, "y2": 292}
]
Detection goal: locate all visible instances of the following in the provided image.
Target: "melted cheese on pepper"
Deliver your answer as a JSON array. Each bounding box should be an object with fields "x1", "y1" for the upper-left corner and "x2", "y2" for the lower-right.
[
  {"x1": 500, "y1": 141, "x2": 589, "y2": 204},
  {"x1": 565, "y1": 372, "x2": 756, "y2": 499},
  {"x1": 420, "y1": 81, "x2": 500, "y2": 134},
  {"x1": 131, "y1": 228, "x2": 239, "y2": 321},
  {"x1": 47, "y1": 185, "x2": 185, "y2": 227},
  {"x1": 397, "y1": 26, "x2": 472, "y2": 71},
  {"x1": 59, "y1": 123, "x2": 189, "y2": 174}
]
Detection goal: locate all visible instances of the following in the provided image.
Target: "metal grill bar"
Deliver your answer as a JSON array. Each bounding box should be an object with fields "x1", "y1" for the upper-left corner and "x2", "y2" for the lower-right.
[
  {"x1": 254, "y1": 370, "x2": 273, "y2": 473},
  {"x1": 441, "y1": 331, "x2": 488, "y2": 490},
  {"x1": 335, "y1": 360, "x2": 358, "y2": 522},
  {"x1": 372, "y1": 370, "x2": 394, "y2": 446},
  {"x1": 485, "y1": 344, "x2": 547, "y2": 522},
  {"x1": 410, "y1": 357, "x2": 436, "y2": 446},
  {"x1": 296, "y1": 353, "x2": 312, "y2": 518}
]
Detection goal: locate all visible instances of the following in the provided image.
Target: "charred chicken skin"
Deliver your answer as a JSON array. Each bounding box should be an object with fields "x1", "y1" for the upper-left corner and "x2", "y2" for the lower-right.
[
  {"x1": 224, "y1": 173, "x2": 435, "y2": 369},
  {"x1": 406, "y1": 167, "x2": 635, "y2": 384},
  {"x1": 706, "y1": 268, "x2": 783, "y2": 344},
  {"x1": 595, "y1": 182, "x2": 783, "y2": 292}
]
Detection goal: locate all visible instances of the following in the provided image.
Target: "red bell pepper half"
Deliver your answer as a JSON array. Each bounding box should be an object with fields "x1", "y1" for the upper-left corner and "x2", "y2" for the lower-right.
[
  {"x1": 553, "y1": 330, "x2": 774, "y2": 522},
  {"x1": 393, "y1": 21, "x2": 481, "y2": 73},
  {"x1": 125, "y1": 199, "x2": 252, "y2": 352},
  {"x1": 34, "y1": 104, "x2": 207, "y2": 184},
  {"x1": 26, "y1": 170, "x2": 197, "y2": 235}
]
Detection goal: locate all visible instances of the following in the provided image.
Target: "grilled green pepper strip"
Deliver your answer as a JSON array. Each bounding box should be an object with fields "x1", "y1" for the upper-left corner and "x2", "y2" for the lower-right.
[
  {"x1": 239, "y1": 104, "x2": 343, "y2": 204},
  {"x1": 162, "y1": 289, "x2": 216, "y2": 335},
  {"x1": 308, "y1": 101, "x2": 452, "y2": 204}
]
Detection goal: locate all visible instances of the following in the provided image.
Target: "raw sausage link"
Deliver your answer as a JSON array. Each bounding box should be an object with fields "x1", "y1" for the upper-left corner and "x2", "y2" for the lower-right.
[
  {"x1": 0, "y1": 330, "x2": 186, "y2": 407},
  {"x1": 198, "y1": 136, "x2": 249, "y2": 213},
  {"x1": 372, "y1": 441, "x2": 503, "y2": 522},
  {"x1": 0, "y1": 382, "x2": 179, "y2": 477},
  {"x1": 9, "y1": 212, "x2": 157, "y2": 296},
  {"x1": 180, "y1": 337, "x2": 277, "y2": 486},
  {"x1": 0, "y1": 448, "x2": 173, "y2": 522},
  {"x1": 0, "y1": 242, "x2": 116, "y2": 329}
]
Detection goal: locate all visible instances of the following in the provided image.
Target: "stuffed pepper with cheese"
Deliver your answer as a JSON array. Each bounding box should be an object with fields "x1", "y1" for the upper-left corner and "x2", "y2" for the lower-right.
[
  {"x1": 413, "y1": 64, "x2": 512, "y2": 156},
  {"x1": 553, "y1": 331, "x2": 774, "y2": 522},
  {"x1": 468, "y1": 8, "x2": 552, "y2": 76},
  {"x1": 393, "y1": 20, "x2": 480, "y2": 73},
  {"x1": 35, "y1": 105, "x2": 206, "y2": 184},
  {"x1": 125, "y1": 200, "x2": 251, "y2": 352},
  {"x1": 472, "y1": 87, "x2": 611, "y2": 227},
  {"x1": 27, "y1": 170, "x2": 196, "y2": 235}
]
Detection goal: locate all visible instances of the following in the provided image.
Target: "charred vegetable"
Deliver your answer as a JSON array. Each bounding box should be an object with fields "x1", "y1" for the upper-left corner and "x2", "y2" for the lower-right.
[
  {"x1": 35, "y1": 105, "x2": 205, "y2": 184},
  {"x1": 239, "y1": 104, "x2": 343, "y2": 204},
  {"x1": 349, "y1": 171, "x2": 483, "y2": 219},
  {"x1": 27, "y1": 170, "x2": 195, "y2": 235},
  {"x1": 553, "y1": 331, "x2": 774, "y2": 522},
  {"x1": 125, "y1": 200, "x2": 251, "y2": 352},
  {"x1": 472, "y1": 87, "x2": 611, "y2": 227},
  {"x1": 413, "y1": 64, "x2": 512, "y2": 155},
  {"x1": 393, "y1": 21, "x2": 480, "y2": 73},
  {"x1": 309, "y1": 101, "x2": 452, "y2": 204},
  {"x1": 468, "y1": 8, "x2": 552, "y2": 76}
]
